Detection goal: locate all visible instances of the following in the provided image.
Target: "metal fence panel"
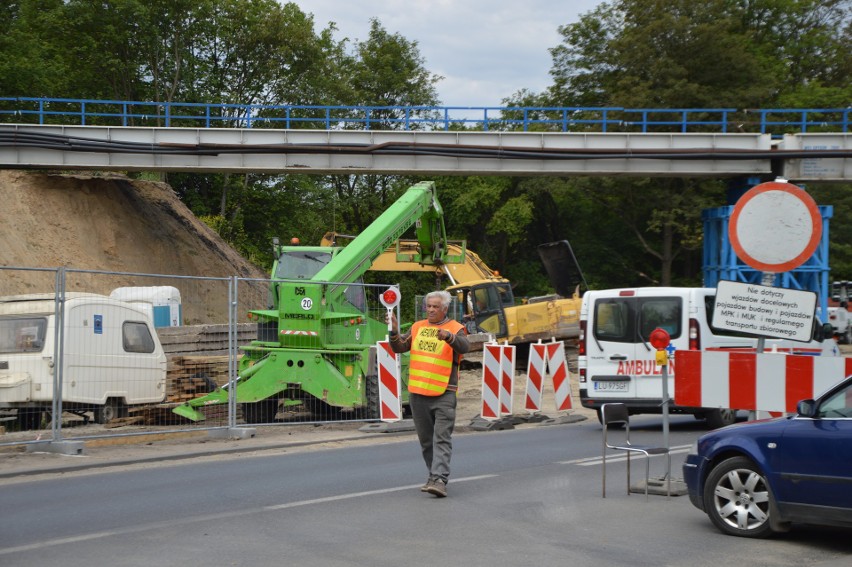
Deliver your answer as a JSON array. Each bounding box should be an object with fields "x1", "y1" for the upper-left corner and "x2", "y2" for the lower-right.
[
  {"x1": 0, "y1": 267, "x2": 60, "y2": 446},
  {"x1": 1, "y1": 267, "x2": 402, "y2": 449}
]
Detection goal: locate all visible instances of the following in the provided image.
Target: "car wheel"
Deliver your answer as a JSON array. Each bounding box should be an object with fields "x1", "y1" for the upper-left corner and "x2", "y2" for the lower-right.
[
  {"x1": 705, "y1": 408, "x2": 737, "y2": 429},
  {"x1": 703, "y1": 456, "x2": 775, "y2": 538}
]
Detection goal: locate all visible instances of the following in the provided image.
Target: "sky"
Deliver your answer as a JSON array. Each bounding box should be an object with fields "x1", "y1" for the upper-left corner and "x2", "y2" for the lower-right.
[{"x1": 295, "y1": 0, "x2": 604, "y2": 108}]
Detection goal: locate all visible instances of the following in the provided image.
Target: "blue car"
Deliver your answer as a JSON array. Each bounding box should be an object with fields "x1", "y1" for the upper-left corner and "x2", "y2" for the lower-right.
[{"x1": 683, "y1": 375, "x2": 852, "y2": 538}]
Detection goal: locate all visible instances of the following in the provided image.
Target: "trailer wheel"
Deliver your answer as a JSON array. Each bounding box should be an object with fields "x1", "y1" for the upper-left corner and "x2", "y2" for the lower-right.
[
  {"x1": 16, "y1": 409, "x2": 44, "y2": 430},
  {"x1": 95, "y1": 398, "x2": 128, "y2": 424}
]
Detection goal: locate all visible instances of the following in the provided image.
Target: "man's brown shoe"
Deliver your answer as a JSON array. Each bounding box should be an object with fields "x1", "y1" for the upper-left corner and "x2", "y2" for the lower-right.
[{"x1": 426, "y1": 478, "x2": 447, "y2": 498}]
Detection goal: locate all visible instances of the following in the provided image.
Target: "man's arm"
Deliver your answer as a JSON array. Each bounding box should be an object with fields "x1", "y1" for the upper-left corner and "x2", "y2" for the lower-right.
[
  {"x1": 388, "y1": 329, "x2": 412, "y2": 353},
  {"x1": 437, "y1": 328, "x2": 470, "y2": 355}
]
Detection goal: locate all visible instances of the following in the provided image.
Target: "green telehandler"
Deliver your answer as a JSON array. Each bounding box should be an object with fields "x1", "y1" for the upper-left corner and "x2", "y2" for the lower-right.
[{"x1": 173, "y1": 181, "x2": 463, "y2": 422}]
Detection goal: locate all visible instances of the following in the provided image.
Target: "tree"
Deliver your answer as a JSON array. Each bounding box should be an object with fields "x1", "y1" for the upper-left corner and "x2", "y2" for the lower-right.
[
  {"x1": 0, "y1": 1, "x2": 75, "y2": 98},
  {"x1": 542, "y1": 0, "x2": 851, "y2": 285},
  {"x1": 345, "y1": 18, "x2": 442, "y2": 126},
  {"x1": 550, "y1": 0, "x2": 852, "y2": 109},
  {"x1": 309, "y1": 17, "x2": 444, "y2": 257}
]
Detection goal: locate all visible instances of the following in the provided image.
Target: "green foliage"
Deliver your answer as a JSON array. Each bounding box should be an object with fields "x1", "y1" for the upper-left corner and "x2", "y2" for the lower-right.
[
  {"x1": 549, "y1": 0, "x2": 852, "y2": 109},
  {"x1": 541, "y1": 0, "x2": 851, "y2": 285},
  {"x1": 809, "y1": 184, "x2": 852, "y2": 279},
  {"x1": 2, "y1": 0, "x2": 850, "y2": 297}
]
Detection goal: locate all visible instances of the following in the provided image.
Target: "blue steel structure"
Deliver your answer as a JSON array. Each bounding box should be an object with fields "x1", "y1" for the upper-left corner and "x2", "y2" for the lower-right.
[
  {"x1": 0, "y1": 97, "x2": 850, "y2": 134},
  {"x1": 702, "y1": 204, "x2": 833, "y2": 319},
  {"x1": 0, "y1": 96, "x2": 845, "y2": 314}
]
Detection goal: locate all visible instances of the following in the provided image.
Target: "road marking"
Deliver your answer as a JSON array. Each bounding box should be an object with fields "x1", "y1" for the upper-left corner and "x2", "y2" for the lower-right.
[
  {"x1": 264, "y1": 474, "x2": 497, "y2": 511},
  {"x1": 557, "y1": 445, "x2": 693, "y2": 466},
  {"x1": 0, "y1": 474, "x2": 498, "y2": 556}
]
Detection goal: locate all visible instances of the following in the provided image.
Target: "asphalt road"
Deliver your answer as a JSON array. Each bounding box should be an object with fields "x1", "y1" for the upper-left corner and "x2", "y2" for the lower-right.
[{"x1": 1, "y1": 415, "x2": 851, "y2": 567}]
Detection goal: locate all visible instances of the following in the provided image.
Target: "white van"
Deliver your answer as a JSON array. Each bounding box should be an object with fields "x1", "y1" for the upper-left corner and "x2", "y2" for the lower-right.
[
  {"x1": 0, "y1": 293, "x2": 166, "y2": 428},
  {"x1": 578, "y1": 287, "x2": 838, "y2": 428}
]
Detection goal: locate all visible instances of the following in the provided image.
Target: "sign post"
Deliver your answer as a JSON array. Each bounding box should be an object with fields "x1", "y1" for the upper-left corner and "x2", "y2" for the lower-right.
[
  {"x1": 376, "y1": 286, "x2": 402, "y2": 423},
  {"x1": 649, "y1": 328, "x2": 672, "y2": 482}
]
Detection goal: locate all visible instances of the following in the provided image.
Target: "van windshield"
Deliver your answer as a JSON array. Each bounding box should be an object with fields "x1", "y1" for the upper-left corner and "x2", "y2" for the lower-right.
[{"x1": 0, "y1": 317, "x2": 48, "y2": 353}]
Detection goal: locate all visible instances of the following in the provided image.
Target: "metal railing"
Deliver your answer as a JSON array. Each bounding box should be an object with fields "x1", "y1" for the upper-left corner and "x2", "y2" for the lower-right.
[{"x1": 1, "y1": 97, "x2": 849, "y2": 135}]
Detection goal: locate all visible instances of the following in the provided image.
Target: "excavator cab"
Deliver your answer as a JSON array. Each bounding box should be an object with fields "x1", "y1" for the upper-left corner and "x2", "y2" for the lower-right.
[{"x1": 448, "y1": 281, "x2": 511, "y2": 338}]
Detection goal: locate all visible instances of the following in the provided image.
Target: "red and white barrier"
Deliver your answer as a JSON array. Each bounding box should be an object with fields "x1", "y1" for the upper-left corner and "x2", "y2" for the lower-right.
[
  {"x1": 547, "y1": 342, "x2": 573, "y2": 411},
  {"x1": 499, "y1": 344, "x2": 516, "y2": 416},
  {"x1": 524, "y1": 343, "x2": 546, "y2": 412},
  {"x1": 481, "y1": 342, "x2": 516, "y2": 419},
  {"x1": 675, "y1": 351, "x2": 852, "y2": 414},
  {"x1": 525, "y1": 341, "x2": 573, "y2": 413},
  {"x1": 376, "y1": 340, "x2": 401, "y2": 422}
]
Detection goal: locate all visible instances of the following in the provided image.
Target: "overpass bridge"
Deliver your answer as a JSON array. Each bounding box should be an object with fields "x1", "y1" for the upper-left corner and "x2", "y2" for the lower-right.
[{"x1": 0, "y1": 98, "x2": 850, "y2": 180}]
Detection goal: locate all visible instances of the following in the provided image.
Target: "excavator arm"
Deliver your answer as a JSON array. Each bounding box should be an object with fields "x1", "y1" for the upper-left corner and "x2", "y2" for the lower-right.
[{"x1": 319, "y1": 234, "x2": 502, "y2": 286}]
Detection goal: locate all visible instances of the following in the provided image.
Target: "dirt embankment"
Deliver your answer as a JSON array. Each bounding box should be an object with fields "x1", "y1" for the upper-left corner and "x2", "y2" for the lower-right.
[{"x1": 0, "y1": 170, "x2": 268, "y2": 321}]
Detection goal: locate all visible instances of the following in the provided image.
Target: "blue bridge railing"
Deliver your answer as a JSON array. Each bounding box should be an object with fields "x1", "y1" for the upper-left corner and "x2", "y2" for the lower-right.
[{"x1": 1, "y1": 97, "x2": 849, "y2": 135}]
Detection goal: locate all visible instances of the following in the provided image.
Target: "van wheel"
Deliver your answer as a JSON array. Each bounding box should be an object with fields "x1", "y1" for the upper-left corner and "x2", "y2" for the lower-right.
[
  {"x1": 705, "y1": 408, "x2": 737, "y2": 429},
  {"x1": 95, "y1": 399, "x2": 128, "y2": 424}
]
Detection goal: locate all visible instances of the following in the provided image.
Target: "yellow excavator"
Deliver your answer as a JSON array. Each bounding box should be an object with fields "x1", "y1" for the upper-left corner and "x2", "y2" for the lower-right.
[{"x1": 321, "y1": 233, "x2": 586, "y2": 346}]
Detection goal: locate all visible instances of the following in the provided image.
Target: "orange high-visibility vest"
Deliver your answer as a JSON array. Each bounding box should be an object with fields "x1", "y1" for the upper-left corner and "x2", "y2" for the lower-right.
[{"x1": 408, "y1": 319, "x2": 466, "y2": 396}]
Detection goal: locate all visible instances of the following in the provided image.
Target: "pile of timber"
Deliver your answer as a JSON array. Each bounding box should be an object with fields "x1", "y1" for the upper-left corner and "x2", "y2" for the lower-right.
[
  {"x1": 121, "y1": 324, "x2": 256, "y2": 426},
  {"x1": 166, "y1": 355, "x2": 233, "y2": 402},
  {"x1": 156, "y1": 323, "x2": 257, "y2": 356}
]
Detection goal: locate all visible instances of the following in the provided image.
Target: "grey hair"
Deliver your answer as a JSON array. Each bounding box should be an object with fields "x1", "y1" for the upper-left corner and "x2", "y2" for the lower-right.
[{"x1": 424, "y1": 290, "x2": 452, "y2": 310}]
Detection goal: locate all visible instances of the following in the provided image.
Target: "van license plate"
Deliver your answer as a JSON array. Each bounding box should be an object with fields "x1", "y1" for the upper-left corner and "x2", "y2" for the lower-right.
[{"x1": 593, "y1": 381, "x2": 628, "y2": 391}]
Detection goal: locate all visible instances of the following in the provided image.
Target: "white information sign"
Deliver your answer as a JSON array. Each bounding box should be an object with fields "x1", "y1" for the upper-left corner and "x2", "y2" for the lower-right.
[{"x1": 713, "y1": 280, "x2": 817, "y2": 342}]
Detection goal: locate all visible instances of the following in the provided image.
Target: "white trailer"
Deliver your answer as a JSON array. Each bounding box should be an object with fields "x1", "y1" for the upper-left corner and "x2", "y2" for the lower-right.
[{"x1": 0, "y1": 293, "x2": 166, "y2": 428}]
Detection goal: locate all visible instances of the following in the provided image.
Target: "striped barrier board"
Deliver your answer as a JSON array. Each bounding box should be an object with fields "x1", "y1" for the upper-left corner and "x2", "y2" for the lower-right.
[
  {"x1": 376, "y1": 340, "x2": 401, "y2": 422},
  {"x1": 481, "y1": 343, "x2": 504, "y2": 420},
  {"x1": 524, "y1": 341, "x2": 573, "y2": 413},
  {"x1": 547, "y1": 342, "x2": 573, "y2": 411},
  {"x1": 675, "y1": 351, "x2": 852, "y2": 414},
  {"x1": 524, "y1": 343, "x2": 546, "y2": 412},
  {"x1": 499, "y1": 344, "x2": 516, "y2": 416}
]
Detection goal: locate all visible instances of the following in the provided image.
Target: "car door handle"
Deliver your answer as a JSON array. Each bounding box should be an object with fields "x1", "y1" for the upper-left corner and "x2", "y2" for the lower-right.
[{"x1": 609, "y1": 354, "x2": 628, "y2": 360}]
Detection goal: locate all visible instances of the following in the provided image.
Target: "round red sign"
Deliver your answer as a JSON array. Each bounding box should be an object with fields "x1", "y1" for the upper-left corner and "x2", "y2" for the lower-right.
[
  {"x1": 728, "y1": 181, "x2": 822, "y2": 273},
  {"x1": 380, "y1": 287, "x2": 400, "y2": 309},
  {"x1": 649, "y1": 328, "x2": 671, "y2": 350}
]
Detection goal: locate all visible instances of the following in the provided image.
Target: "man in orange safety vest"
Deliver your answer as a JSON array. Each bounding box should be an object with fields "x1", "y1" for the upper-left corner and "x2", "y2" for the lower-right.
[{"x1": 389, "y1": 290, "x2": 469, "y2": 497}]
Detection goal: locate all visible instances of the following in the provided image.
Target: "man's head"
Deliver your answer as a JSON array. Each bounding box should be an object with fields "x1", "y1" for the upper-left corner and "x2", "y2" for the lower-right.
[{"x1": 424, "y1": 290, "x2": 451, "y2": 324}]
